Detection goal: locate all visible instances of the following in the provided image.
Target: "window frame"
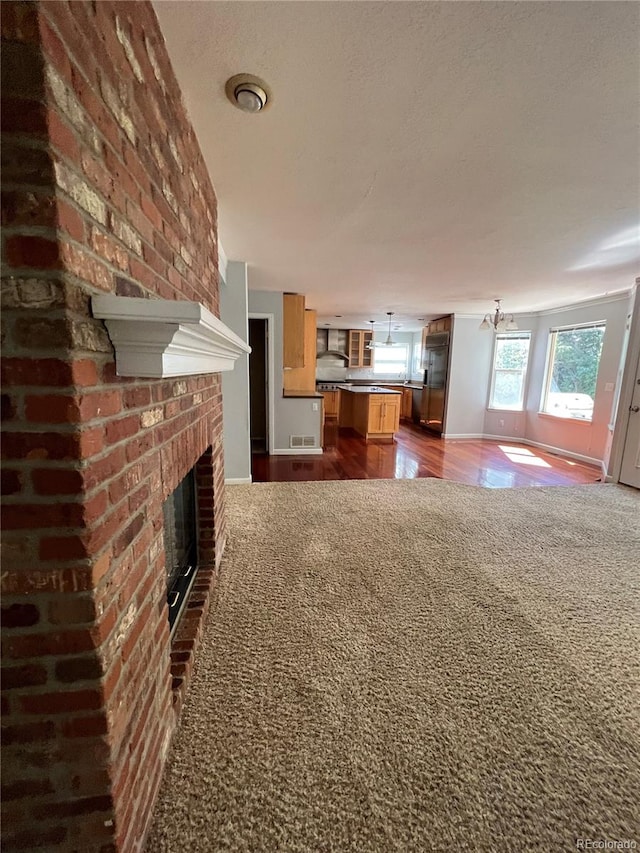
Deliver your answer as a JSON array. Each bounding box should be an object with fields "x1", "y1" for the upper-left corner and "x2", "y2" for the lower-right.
[
  {"x1": 539, "y1": 321, "x2": 606, "y2": 422},
  {"x1": 487, "y1": 330, "x2": 532, "y2": 412},
  {"x1": 372, "y1": 343, "x2": 411, "y2": 377}
]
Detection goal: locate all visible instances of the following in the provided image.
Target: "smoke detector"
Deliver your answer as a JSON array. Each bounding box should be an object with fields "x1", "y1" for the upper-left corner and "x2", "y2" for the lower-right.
[{"x1": 225, "y1": 74, "x2": 271, "y2": 113}]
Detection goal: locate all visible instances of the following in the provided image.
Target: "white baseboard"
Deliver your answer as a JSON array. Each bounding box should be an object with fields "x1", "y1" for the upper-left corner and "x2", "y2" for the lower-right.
[
  {"x1": 442, "y1": 432, "x2": 603, "y2": 470},
  {"x1": 441, "y1": 433, "x2": 486, "y2": 440},
  {"x1": 225, "y1": 477, "x2": 252, "y2": 485},
  {"x1": 272, "y1": 447, "x2": 323, "y2": 456},
  {"x1": 519, "y1": 438, "x2": 601, "y2": 468}
]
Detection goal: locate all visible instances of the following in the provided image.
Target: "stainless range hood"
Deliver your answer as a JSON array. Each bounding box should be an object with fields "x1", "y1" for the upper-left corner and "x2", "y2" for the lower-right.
[{"x1": 316, "y1": 328, "x2": 349, "y2": 361}]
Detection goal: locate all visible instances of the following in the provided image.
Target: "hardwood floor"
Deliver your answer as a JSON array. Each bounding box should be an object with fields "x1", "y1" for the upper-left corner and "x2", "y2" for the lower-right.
[{"x1": 252, "y1": 421, "x2": 602, "y2": 488}]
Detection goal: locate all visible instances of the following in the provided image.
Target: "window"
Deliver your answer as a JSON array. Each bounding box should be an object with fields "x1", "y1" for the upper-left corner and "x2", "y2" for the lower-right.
[
  {"x1": 488, "y1": 332, "x2": 531, "y2": 410},
  {"x1": 412, "y1": 341, "x2": 422, "y2": 376},
  {"x1": 373, "y1": 344, "x2": 410, "y2": 377},
  {"x1": 541, "y1": 323, "x2": 605, "y2": 421}
]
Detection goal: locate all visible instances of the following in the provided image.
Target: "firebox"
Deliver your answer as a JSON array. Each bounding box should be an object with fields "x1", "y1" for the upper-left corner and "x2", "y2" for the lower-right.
[{"x1": 163, "y1": 469, "x2": 198, "y2": 633}]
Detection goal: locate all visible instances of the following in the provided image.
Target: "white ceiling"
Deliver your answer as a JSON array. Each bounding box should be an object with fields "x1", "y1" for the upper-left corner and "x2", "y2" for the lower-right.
[{"x1": 154, "y1": 1, "x2": 639, "y2": 331}]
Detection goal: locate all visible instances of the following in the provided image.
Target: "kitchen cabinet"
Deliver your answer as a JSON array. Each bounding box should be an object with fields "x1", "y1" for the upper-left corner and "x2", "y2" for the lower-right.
[
  {"x1": 345, "y1": 390, "x2": 400, "y2": 440},
  {"x1": 389, "y1": 386, "x2": 413, "y2": 419},
  {"x1": 320, "y1": 390, "x2": 340, "y2": 419},
  {"x1": 283, "y1": 308, "x2": 317, "y2": 392},
  {"x1": 420, "y1": 315, "x2": 452, "y2": 370},
  {"x1": 428, "y1": 315, "x2": 452, "y2": 335},
  {"x1": 367, "y1": 394, "x2": 400, "y2": 437},
  {"x1": 283, "y1": 293, "x2": 305, "y2": 368},
  {"x1": 348, "y1": 329, "x2": 374, "y2": 367}
]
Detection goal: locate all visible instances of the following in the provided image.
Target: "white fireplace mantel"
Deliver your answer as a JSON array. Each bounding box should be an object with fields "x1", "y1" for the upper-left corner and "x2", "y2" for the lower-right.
[{"x1": 92, "y1": 295, "x2": 251, "y2": 378}]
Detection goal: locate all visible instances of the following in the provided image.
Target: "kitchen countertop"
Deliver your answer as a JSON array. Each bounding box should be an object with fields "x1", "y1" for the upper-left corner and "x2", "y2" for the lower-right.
[
  {"x1": 337, "y1": 385, "x2": 401, "y2": 394},
  {"x1": 317, "y1": 381, "x2": 422, "y2": 391}
]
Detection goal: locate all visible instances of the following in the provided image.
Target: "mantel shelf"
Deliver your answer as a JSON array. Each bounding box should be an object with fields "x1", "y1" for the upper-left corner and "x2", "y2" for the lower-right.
[{"x1": 92, "y1": 295, "x2": 251, "y2": 378}]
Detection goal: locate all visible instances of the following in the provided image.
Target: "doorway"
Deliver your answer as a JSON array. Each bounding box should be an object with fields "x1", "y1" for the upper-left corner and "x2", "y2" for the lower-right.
[
  {"x1": 619, "y1": 347, "x2": 640, "y2": 488},
  {"x1": 249, "y1": 318, "x2": 269, "y2": 454}
]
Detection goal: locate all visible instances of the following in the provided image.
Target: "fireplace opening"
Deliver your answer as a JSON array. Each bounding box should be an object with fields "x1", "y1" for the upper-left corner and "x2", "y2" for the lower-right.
[{"x1": 163, "y1": 468, "x2": 199, "y2": 633}]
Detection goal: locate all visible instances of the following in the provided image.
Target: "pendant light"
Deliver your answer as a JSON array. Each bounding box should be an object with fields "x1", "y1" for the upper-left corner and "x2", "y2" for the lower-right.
[
  {"x1": 365, "y1": 319, "x2": 376, "y2": 349},
  {"x1": 370, "y1": 312, "x2": 401, "y2": 348}
]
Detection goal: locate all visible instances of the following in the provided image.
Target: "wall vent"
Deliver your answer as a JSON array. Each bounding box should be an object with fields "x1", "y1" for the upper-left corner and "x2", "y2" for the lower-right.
[{"x1": 289, "y1": 435, "x2": 316, "y2": 448}]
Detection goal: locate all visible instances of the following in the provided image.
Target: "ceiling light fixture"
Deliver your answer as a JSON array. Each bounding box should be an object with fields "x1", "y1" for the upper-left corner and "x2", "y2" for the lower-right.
[
  {"x1": 365, "y1": 319, "x2": 376, "y2": 349},
  {"x1": 370, "y1": 312, "x2": 401, "y2": 348},
  {"x1": 479, "y1": 299, "x2": 518, "y2": 332},
  {"x1": 225, "y1": 74, "x2": 270, "y2": 113}
]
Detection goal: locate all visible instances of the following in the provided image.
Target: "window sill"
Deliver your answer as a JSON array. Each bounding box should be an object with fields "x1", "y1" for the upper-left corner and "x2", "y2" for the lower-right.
[
  {"x1": 536, "y1": 412, "x2": 593, "y2": 425},
  {"x1": 487, "y1": 406, "x2": 524, "y2": 413}
]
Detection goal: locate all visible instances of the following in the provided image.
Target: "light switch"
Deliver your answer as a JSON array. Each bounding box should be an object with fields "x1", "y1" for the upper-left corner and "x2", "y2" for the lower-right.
[
  {"x1": 312, "y1": 402, "x2": 319, "y2": 411},
  {"x1": 605, "y1": 382, "x2": 614, "y2": 393}
]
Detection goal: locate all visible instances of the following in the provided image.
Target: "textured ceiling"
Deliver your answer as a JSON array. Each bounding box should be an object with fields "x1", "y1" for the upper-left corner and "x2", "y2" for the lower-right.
[{"x1": 154, "y1": 1, "x2": 639, "y2": 330}]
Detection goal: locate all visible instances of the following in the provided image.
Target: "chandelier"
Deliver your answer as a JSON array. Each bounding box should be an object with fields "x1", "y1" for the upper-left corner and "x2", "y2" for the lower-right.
[{"x1": 479, "y1": 299, "x2": 518, "y2": 332}]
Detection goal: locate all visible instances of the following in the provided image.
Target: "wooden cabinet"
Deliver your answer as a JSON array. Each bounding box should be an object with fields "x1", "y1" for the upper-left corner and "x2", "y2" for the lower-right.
[
  {"x1": 389, "y1": 386, "x2": 413, "y2": 419},
  {"x1": 420, "y1": 315, "x2": 452, "y2": 368},
  {"x1": 362, "y1": 394, "x2": 400, "y2": 439},
  {"x1": 427, "y1": 315, "x2": 452, "y2": 335},
  {"x1": 283, "y1": 308, "x2": 317, "y2": 392},
  {"x1": 342, "y1": 390, "x2": 401, "y2": 440},
  {"x1": 283, "y1": 293, "x2": 305, "y2": 368},
  {"x1": 321, "y1": 390, "x2": 340, "y2": 419},
  {"x1": 348, "y1": 329, "x2": 374, "y2": 367}
]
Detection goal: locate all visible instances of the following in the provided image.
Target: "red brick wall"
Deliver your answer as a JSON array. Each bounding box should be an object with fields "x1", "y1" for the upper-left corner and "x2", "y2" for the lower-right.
[{"x1": 1, "y1": 2, "x2": 226, "y2": 850}]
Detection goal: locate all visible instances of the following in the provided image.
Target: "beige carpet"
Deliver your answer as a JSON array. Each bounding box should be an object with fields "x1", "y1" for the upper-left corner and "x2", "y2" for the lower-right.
[{"x1": 146, "y1": 480, "x2": 640, "y2": 852}]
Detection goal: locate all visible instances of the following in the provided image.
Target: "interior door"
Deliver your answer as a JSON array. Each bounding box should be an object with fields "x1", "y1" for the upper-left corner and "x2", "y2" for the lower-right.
[{"x1": 619, "y1": 349, "x2": 640, "y2": 488}]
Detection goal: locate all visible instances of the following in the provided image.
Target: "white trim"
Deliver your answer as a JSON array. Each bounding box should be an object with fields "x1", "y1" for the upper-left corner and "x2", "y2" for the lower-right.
[
  {"x1": 454, "y1": 291, "x2": 631, "y2": 321},
  {"x1": 441, "y1": 431, "x2": 602, "y2": 468},
  {"x1": 535, "y1": 290, "x2": 630, "y2": 316},
  {"x1": 519, "y1": 438, "x2": 601, "y2": 467},
  {"x1": 92, "y1": 295, "x2": 251, "y2": 378},
  {"x1": 535, "y1": 411, "x2": 593, "y2": 425},
  {"x1": 248, "y1": 312, "x2": 276, "y2": 456},
  {"x1": 225, "y1": 477, "x2": 252, "y2": 485},
  {"x1": 272, "y1": 447, "x2": 323, "y2": 456},
  {"x1": 441, "y1": 433, "x2": 486, "y2": 439},
  {"x1": 218, "y1": 244, "x2": 228, "y2": 286},
  {"x1": 608, "y1": 282, "x2": 640, "y2": 483}
]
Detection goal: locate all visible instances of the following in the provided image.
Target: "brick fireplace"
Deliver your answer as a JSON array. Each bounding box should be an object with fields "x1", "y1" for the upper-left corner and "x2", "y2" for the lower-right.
[{"x1": 1, "y1": 2, "x2": 231, "y2": 850}]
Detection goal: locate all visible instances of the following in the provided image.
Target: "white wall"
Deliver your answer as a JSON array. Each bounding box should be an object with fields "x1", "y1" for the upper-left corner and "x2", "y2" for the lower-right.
[
  {"x1": 483, "y1": 313, "x2": 538, "y2": 440},
  {"x1": 220, "y1": 262, "x2": 251, "y2": 482},
  {"x1": 524, "y1": 294, "x2": 629, "y2": 464},
  {"x1": 248, "y1": 289, "x2": 323, "y2": 454},
  {"x1": 444, "y1": 317, "x2": 494, "y2": 437}
]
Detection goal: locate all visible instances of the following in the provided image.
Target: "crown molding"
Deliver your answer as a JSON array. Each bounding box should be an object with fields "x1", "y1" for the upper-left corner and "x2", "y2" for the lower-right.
[{"x1": 92, "y1": 295, "x2": 251, "y2": 378}]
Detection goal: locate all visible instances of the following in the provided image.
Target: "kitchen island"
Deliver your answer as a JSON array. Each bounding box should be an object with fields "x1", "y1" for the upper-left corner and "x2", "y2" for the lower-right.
[{"x1": 338, "y1": 385, "x2": 401, "y2": 441}]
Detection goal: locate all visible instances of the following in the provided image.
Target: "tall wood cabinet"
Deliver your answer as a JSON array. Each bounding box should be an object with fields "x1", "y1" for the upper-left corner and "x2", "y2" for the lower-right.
[
  {"x1": 283, "y1": 293, "x2": 305, "y2": 368},
  {"x1": 283, "y1": 307, "x2": 317, "y2": 392},
  {"x1": 348, "y1": 330, "x2": 374, "y2": 367}
]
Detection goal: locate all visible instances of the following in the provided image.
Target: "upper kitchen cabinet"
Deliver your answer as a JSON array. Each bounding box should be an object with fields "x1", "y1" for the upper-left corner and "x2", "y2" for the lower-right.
[
  {"x1": 283, "y1": 308, "x2": 317, "y2": 392},
  {"x1": 348, "y1": 329, "x2": 374, "y2": 368},
  {"x1": 427, "y1": 315, "x2": 452, "y2": 335},
  {"x1": 283, "y1": 293, "x2": 305, "y2": 368},
  {"x1": 420, "y1": 315, "x2": 452, "y2": 369}
]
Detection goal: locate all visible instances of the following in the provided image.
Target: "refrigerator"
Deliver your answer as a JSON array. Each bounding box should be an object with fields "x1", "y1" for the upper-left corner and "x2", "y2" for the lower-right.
[{"x1": 421, "y1": 332, "x2": 450, "y2": 434}]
